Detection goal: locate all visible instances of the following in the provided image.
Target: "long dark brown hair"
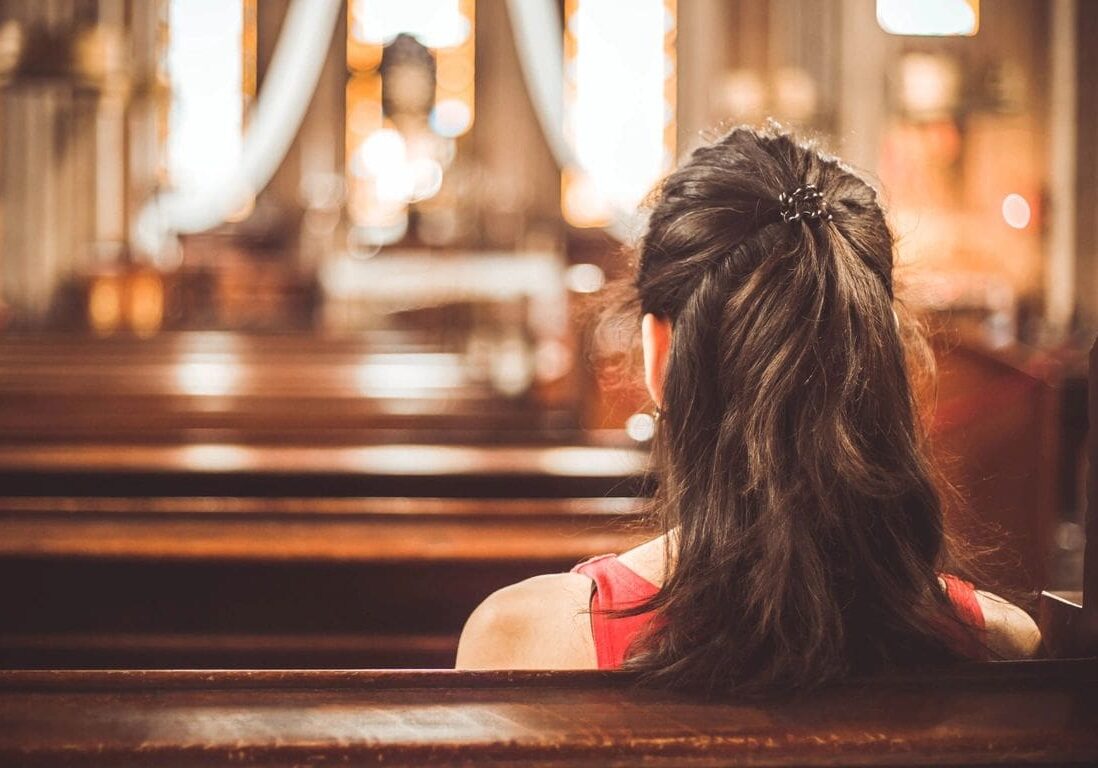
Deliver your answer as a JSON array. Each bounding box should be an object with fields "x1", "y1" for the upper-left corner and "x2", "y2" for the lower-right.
[{"x1": 619, "y1": 125, "x2": 980, "y2": 696}]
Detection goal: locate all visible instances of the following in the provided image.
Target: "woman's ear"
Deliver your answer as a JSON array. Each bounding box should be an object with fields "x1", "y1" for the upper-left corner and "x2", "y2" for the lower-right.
[{"x1": 642, "y1": 313, "x2": 672, "y2": 407}]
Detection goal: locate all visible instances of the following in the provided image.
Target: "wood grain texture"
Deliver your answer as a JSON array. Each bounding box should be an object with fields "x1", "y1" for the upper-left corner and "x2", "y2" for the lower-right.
[
  {"x1": 0, "y1": 495, "x2": 651, "y2": 668},
  {"x1": 0, "y1": 496, "x2": 648, "y2": 562},
  {"x1": 1, "y1": 662, "x2": 1096, "y2": 766},
  {"x1": 0, "y1": 332, "x2": 582, "y2": 442},
  {"x1": 0, "y1": 443, "x2": 651, "y2": 497}
]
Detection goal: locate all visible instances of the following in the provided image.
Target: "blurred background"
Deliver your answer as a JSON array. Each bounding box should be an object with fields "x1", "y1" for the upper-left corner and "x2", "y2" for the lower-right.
[{"x1": 0, "y1": 0, "x2": 1092, "y2": 669}]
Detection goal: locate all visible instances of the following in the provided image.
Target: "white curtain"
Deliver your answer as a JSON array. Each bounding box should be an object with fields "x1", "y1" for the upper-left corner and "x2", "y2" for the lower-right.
[{"x1": 133, "y1": 0, "x2": 342, "y2": 256}]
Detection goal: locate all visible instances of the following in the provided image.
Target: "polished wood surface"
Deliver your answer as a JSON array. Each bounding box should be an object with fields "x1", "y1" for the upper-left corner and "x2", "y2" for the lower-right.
[
  {"x1": 930, "y1": 337, "x2": 1078, "y2": 591},
  {"x1": 0, "y1": 496, "x2": 645, "y2": 562},
  {"x1": 2, "y1": 662, "x2": 1097, "y2": 767},
  {"x1": 1084, "y1": 337, "x2": 1098, "y2": 650},
  {"x1": 0, "y1": 443, "x2": 651, "y2": 497},
  {"x1": 0, "y1": 331, "x2": 1085, "y2": 669},
  {"x1": 0, "y1": 494, "x2": 649, "y2": 669},
  {"x1": 0, "y1": 333, "x2": 580, "y2": 443},
  {"x1": 0, "y1": 331, "x2": 1081, "y2": 585}
]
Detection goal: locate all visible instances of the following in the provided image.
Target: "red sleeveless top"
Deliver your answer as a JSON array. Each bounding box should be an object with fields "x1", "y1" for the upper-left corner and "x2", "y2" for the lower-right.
[{"x1": 571, "y1": 553, "x2": 988, "y2": 669}]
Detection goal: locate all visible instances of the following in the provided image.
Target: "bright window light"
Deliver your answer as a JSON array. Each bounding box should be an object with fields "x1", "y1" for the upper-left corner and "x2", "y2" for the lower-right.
[
  {"x1": 351, "y1": 0, "x2": 469, "y2": 49},
  {"x1": 877, "y1": 0, "x2": 979, "y2": 37},
  {"x1": 175, "y1": 358, "x2": 241, "y2": 397},
  {"x1": 563, "y1": 0, "x2": 676, "y2": 227},
  {"x1": 166, "y1": 0, "x2": 246, "y2": 190}
]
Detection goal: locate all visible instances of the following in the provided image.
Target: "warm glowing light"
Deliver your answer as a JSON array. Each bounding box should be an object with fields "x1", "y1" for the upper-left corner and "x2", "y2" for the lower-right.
[
  {"x1": 352, "y1": 128, "x2": 407, "y2": 178},
  {"x1": 1002, "y1": 193, "x2": 1032, "y2": 230},
  {"x1": 534, "y1": 340, "x2": 573, "y2": 382},
  {"x1": 350, "y1": 129, "x2": 445, "y2": 206},
  {"x1": 88, "y1": 275, "x2": 123, "y2": 337},
  {"x1": 126, "y1": 270, "x2": 164, "y2": 339},
  {"x1": 345, "y1": 0, "x2": 474, "y2": 232},
  {"x1": 429, "y1": 98, "x2": 472, "y2": 138},
  {"x1": 354, "y1": 357, "x2": 465, "y2": 395},
  {"x1": 175, "y1": 359, "x2": 241, "y2": 397},
  {"x1": 432, "y1": 0, "x2": 475, "y2": 138},
  {"x1": 563, "y1": 0, "x2": 676, "y2": 227},
  {"x1": 166, "y1": 1, "x2": 247, "y2": 189},
  {"x1": 899, "y1": 54, "x2": 961, "y2": 116},
  {"x1": 537, "y1": 446, "x2": 650, "y2": 476},
  {"x1": 564, "y1": 263, "x2": 606, "y2": 294},
  {"x1": 408, "y1": 158, "x2": 444, "y2": 201},
  {"x1": 562, "y1": 167, "x2": 611, "y2": 228},
  {"x1": 717, "y1": 69, "x2": 766, "y2": 119},
  {"x1": 877, "y1": 0, "x2": 978, "y2": 37},
  {"x1": 347, "y1": 445, "x2": 482, "y2": 475},
  {"x1": 625, "y1": 412, "x2": 657, "y2": 443},
  {"x1": 179, "y1": 444, "x2": 253, "y2": 471}
]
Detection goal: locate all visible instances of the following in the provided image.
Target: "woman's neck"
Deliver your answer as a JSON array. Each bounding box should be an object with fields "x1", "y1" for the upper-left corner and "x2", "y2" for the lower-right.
[{"x1": 616, "y1": 528, "x2": 678, "y2": 588}]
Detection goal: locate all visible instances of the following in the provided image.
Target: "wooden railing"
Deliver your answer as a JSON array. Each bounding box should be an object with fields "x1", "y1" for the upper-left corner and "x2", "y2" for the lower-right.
[{"x1": 2, "y1": 662, "x2": 1097, "y2": 766}]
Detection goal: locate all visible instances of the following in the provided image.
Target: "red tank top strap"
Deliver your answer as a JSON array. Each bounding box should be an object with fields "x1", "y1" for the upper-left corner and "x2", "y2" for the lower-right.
[
  {"x1": 939, "y1": 573, "x2": 988, "y2": 660},
  {"x1": 570, "y1": 554, "x2": 660, "y2": 669}
]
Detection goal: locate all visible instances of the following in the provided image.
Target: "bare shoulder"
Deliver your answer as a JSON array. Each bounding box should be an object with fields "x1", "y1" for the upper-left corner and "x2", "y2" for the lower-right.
[
  {"x1": 454, "y1": 572, "x2": 597, "y2": 670},
  {"x1": 974, "y1": 589, "x2": 1042, "y2": 659}
]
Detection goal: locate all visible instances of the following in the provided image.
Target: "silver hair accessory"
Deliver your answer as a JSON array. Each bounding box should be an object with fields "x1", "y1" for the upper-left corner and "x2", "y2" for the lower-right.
[{"x1": 778, "y1": 184, "x2": 832, "y2": 224}]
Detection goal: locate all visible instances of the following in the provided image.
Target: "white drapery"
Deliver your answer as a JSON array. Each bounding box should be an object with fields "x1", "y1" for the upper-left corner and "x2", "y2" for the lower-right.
[{"x1": 133, "y1": 0, "x2": 342, "y2": 256}]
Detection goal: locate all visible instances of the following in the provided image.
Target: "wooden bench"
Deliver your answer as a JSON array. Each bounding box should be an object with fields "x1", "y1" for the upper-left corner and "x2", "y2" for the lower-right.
[
  {"x1": 0, "y1": 494, "x2": 650, "y2": 668},
  {"x1": 929, "y1": 333, "x2": 1088, "y2": 591},
  {"x1": 1035, "y1": 335, "x2": 1096, "y2": 658},
  {"x1": 0, "y1": 334, "x2": 1087, "y2": 667},
  {"x1": 2, "y1": 329, "x2": 1082, "y2": 589},
  {"x1": 1, "y1": 662, "x2": 1096, "y2": 766},
  {"x1": 0, "y1": 339, "x2": 1092, "y2": 764},
  {"x1": 0, "y1": 433, "x2": 652, "y2": 668},
  {"x1": 0, "y1": 332, "x2": 582, "y2": 444}
]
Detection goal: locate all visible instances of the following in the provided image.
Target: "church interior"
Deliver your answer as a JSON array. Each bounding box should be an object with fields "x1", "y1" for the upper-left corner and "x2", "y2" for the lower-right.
[{"x1": 0, "y1": 0, "x2": 1096, "y2": 764}]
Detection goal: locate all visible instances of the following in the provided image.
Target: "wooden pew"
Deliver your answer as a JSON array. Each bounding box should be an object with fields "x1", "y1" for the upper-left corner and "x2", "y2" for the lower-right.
[
  {"x1": 0, "y1": 330, "x2": 1085, "y2": 670},
  {"x1": 2, "y1": 662, "x2": 1097, "y2": 766},
  {"x1": 1080, "y1": 335, "x2": 1098, "y2": 650},
  {"x1": 1037, "y1": 335, "x2": 1094, "y2": 657},
  {"x1": 3, "y1": 329, "x2": 1081, "y2": 587},
  {"x1": 0, "y1": 333, "x2": 582, "y2": 444},
  {"x1": 0, "y1": 494, "x2": 650, "y2": 668},
  {"x1": 0, "y1": 415, "x2": 652, "y2": 668},
  {"x1": 0, "y1": 341, "x2": 1092, "y2": 764},
  {"x1": 930, "y1": 332, "x2": 1088, "y2": 592}
]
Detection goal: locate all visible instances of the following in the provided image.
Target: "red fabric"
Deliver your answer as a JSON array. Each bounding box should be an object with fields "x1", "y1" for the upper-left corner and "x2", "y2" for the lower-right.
[
  {"x1": 571, "y1": 554, "x2": 988, "y2": 670},
  {"x1": 938, "y1": 572, "x2": 988, "y2": 660},
  {"x1": 571, "y1": 554, "x2": 663, "y2": 669}
]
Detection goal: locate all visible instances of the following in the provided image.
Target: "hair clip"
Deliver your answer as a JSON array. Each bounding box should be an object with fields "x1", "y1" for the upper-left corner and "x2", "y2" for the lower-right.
[{"x1": 778, "y1": 184, "x2": 832, "y2": 224}]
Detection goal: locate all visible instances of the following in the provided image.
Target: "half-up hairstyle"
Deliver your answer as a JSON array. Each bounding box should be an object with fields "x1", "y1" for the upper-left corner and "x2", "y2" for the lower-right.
[{"x1": 623, "y1": 125, "x2": 977, "y2": 696}]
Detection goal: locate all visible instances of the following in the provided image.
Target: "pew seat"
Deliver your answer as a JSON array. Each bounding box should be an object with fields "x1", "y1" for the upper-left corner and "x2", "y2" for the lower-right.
[{"x1": 2, "y1": 661, "x2": 1096, "y2": 766}]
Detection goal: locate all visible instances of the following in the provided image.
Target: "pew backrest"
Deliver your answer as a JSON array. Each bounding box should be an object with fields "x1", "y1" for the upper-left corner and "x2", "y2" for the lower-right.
[{"x1": 2, "y1": 663, "x2": 1097, "y2": 767}]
